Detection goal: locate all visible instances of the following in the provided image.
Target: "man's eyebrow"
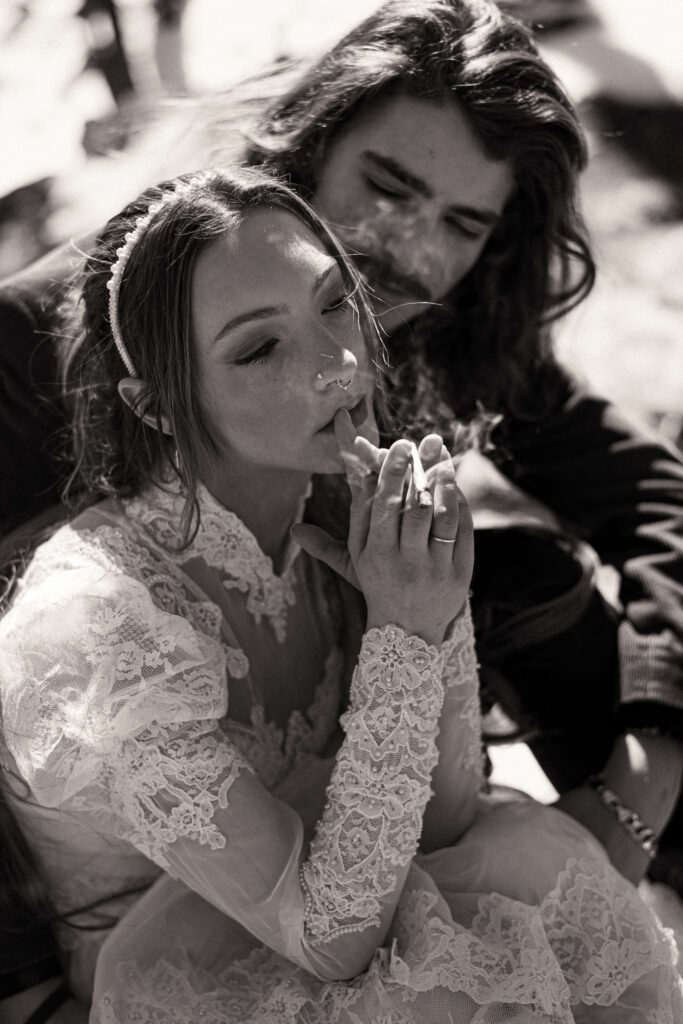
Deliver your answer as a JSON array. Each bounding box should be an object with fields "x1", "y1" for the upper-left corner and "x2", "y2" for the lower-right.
[
  {"x1": 363, "y1": 150, "x2": 432, "y2": 198},
  {"x1": 212, "y1": 262, "x2": 339, "y2": 345},
  {"x1": 444, "y1": 204, "x2": 501, "y2": 226},
  {"x1": 363, "y1": 149, "x2": 503, "y2": 226}
]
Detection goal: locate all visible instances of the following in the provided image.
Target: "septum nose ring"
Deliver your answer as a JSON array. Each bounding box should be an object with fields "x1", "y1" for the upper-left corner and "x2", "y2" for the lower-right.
[{"x1": 316, "y1": 372, "x2": 355, "y2": 391}]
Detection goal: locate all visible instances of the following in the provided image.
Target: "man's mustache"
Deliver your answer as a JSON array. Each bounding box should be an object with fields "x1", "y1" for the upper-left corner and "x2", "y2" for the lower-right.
[{"x1": 354, "y1": 255, "x2": 433, "y2": 305}]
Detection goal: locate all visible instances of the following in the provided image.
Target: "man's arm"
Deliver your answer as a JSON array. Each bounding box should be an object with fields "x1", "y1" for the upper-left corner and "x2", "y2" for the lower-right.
[{"x1": 496, "y1": 363, "x2": 683, "y2": 879}]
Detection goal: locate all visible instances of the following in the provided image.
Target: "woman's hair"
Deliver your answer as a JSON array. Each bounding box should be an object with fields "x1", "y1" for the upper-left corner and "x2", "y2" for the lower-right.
[
  {"x1": 241, "y1": 0, "x2": 594, "y2": 422},
  {"x1": 61, "y1": 165, "x2": 378, "y2": 539}
]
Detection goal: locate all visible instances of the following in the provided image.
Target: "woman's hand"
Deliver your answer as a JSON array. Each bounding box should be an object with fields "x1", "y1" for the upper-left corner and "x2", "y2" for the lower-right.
[{"x1": 293, "y1": 413, "x2": 473, "y2": 646}]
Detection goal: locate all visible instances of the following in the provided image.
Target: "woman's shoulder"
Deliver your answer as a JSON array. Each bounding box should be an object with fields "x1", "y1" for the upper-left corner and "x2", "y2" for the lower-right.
[{"x1": 0, "y1": 502, "x2": 228, "y2": 806}]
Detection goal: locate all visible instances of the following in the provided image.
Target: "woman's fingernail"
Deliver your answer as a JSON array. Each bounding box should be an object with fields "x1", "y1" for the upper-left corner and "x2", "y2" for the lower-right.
[{"x1": 421, "y1": 435, "x2": 443, "y2": 462}]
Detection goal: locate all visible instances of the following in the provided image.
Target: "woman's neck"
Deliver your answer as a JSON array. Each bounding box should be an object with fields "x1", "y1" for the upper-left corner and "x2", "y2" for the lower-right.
[{"x1": 201, "y1": 462, "x2": 311, "y2": 573}]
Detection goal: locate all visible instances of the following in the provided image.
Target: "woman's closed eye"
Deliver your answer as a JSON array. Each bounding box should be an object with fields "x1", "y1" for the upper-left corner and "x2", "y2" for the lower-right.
[
  {"x1": 234, "y1": 337, "x2": 279, "y2": 366},
  {"x1": 323, "y1": 286, "x2": 357, "y2": 314}
]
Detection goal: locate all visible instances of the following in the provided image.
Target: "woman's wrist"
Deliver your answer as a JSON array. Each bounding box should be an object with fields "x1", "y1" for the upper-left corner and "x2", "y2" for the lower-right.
[{"x1": 365, "y1": 614, "x2": 445, "y2": 647}]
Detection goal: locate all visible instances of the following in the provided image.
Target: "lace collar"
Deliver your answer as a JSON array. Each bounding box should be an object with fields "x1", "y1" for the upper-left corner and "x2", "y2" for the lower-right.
[{"x1": 124, "y1": 478, "x2": 311, "y2": 642}]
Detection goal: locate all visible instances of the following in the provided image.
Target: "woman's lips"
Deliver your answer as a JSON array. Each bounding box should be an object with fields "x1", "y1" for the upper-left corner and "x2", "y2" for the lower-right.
[{"x1": 319, "y1": 395, "x2": 368, "y2": 434}]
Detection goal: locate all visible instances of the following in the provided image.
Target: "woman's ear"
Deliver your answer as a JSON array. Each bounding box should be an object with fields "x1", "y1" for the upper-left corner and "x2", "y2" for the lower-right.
[{"x1": 118, "y1": 377, "x2": 172, "y2": 435}]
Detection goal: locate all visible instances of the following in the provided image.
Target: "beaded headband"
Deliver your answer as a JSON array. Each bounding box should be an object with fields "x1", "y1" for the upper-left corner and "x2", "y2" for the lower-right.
[{"x1": 106, "y1": 172, "x2": 217, "y2": 378}]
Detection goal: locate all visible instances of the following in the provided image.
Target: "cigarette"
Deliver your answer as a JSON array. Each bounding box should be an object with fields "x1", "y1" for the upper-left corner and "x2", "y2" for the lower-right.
[{"x1": 410, "y1": 445, "x2": 432, "y2": 507}]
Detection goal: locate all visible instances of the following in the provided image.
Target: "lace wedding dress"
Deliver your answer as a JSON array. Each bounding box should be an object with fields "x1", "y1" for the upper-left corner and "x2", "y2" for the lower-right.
[{"x1": 0, "y1": 480, "x2": 680, "y2": 1023}]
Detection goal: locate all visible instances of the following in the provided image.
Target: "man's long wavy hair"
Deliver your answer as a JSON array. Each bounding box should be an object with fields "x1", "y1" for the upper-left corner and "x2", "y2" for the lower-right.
[
  {"x1": 241, "y1": 0, "x2": 594, "y2": 424},
  {"x1": 60, "y1": 166, "x2": 378, "y2": 539}
]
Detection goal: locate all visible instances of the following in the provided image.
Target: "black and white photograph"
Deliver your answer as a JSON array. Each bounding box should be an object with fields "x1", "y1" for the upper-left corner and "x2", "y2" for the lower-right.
[{"x1": 1, "y1": 2, "x2": 682, "y2": 1021}]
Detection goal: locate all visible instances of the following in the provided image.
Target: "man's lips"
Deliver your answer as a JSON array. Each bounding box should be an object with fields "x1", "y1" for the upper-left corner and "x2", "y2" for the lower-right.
[{"x1": 357, "y1": 258, "x2": 432, "y2": 304}]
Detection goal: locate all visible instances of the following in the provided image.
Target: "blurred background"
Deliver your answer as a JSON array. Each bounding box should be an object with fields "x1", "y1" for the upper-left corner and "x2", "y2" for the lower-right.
[{"x1": 0, "y1": 0, "x2": 682, "y2": 448}]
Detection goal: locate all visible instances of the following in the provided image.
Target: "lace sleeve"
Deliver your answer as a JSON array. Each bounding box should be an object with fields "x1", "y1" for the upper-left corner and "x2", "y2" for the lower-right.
[
  {"x1": 421, "y1": 599, "x2": 484, "y2": 852},
  {"x1": 0, "y1": 565, "x2": 229, "y2": 808},
  {"x1": 300, "y1": 624, "x2": 444, "y2": 948}
]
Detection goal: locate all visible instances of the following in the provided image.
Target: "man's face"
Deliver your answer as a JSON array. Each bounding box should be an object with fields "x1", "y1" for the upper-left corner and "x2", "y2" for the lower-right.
[{"x1": 314, "y1": 91, "x2": 515, "y2": 334}]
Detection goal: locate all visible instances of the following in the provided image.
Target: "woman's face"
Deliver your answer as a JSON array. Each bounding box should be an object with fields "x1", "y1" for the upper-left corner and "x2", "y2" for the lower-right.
[
  {"x1": 191, "y1": 206, "x2": 377, "y2": 481},
  {"x1": 313, "y1": 91, "x2": 514, "y2": 334}
]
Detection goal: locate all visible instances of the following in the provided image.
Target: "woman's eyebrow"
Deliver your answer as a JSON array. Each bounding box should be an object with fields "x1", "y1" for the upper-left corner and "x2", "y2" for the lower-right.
[
  {"x1": 213, "y1": 306, "x2": 287, "y2": 345},
  {"x1": 212, "y1": 263, "x2": 339, "y2": 346},
  {"x1": 363, "y1": 150, "x2": 502, "y2": 225},
  {"x1": 314, "y1": 261, "x2": 338, "y2": 292}
]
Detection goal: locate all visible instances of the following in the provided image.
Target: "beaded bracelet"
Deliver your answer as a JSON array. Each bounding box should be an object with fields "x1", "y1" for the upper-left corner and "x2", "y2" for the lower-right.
[{"x1": 587, "y1": 774, "x2": 659, "y2": 859}]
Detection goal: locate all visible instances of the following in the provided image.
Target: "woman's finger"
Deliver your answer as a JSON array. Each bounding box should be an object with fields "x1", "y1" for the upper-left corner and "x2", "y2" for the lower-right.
[
  {"x1": 399, "y1": 444, "x2": 434, "y2": 555},
  {"x1": 368, "y1": 439, "x2": 412, "y2": 553},
  {"x1": 451, "y1": 487, "x2": 474, "y2": 589},
  {"x1": 291, "y1": 524, "x2": 360, "y2": 588},
  {"x1": 429, "y1": 447, "x2": 460, "y2": 558},
  {"x1": 417, "y1": 433, "x2": 445, "y2": 476},
  {"x1": 335, "y1": 410, "x2": 386, "y2": 477},
  {"x1": 347, "y1": 464, "x2": 378, "y2": 561}
]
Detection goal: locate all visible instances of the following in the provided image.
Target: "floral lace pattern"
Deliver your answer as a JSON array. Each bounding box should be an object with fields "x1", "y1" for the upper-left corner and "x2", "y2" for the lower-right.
[
  {"x1": 441, "y1": 602, "x2": 485, "y2": 779},
  {"x1": 99, "y1": 718, "x2": 254, "y2": 870},
  {"x1": 539, "y1": 856, "x2": 678, "y2": 1006},
  {"x1": 6, "y1": 483, "x2": 681, "y2": 1023},
  {"x1": 301, "y1": 625, "x2": 444, "y2": 943},
  {"x1": 2, "y1": 548, "x2": 229, "y2": 806},
  {"x1": 224, "y1": 646, "x2": 344, "y2": 790},
  {"x1": 96, "y1": 855, "x2": 683, "y2": 1024},
  {"x1": 125, "y1": 482, "x2": 301, "y2": 642}
]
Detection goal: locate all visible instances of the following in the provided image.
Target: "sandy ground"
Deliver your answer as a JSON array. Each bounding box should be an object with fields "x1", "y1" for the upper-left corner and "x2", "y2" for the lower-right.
[{"x1": 1, "y1": 0, "x2": 682, "y2": 954}]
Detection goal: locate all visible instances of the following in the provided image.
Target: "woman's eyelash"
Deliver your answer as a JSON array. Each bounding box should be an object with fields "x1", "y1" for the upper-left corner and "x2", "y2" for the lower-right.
[
  {"x1": 234, "y1": 338, "x2": 278, "y2": 366},
  {"x1": 323, "y1": 290, "x2": 355, "y2": 313}
]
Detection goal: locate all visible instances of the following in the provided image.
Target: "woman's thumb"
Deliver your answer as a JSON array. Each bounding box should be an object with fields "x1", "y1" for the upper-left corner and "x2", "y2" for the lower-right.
[{"x1": 290, "y1": 524, "x2": 359, "y2": 588}]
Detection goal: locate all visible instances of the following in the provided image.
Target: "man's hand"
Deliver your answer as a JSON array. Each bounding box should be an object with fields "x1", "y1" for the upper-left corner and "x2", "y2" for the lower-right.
[{"x1": 556, "y1": 731, "x2": 683, "y2": 884}]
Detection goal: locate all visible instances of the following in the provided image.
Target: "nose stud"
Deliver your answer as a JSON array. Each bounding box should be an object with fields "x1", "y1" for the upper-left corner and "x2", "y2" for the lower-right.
[{"x1": 335, "y1": 378, "x2": 354, "y2": 391}]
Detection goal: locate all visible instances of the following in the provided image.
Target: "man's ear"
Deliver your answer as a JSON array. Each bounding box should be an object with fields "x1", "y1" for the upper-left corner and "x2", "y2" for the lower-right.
[{"x1": 118, "y1": 377, "x2": 172, "y2": 436}]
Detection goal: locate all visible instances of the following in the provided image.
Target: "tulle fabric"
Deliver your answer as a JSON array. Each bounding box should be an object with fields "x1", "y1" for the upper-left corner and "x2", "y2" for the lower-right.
[{"x1": 91, "y1": 798, "x2": 682, "y2": 1023}]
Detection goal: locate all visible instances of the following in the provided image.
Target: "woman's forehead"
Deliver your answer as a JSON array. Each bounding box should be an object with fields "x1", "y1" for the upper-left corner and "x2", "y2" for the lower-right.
[{"x1": 190, "y1": 208, "x2": 338, "y2": 346}]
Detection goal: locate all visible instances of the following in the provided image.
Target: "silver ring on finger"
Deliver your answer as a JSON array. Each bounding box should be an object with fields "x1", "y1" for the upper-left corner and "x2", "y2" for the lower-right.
[{"x1": 430, "y1": 535, "x2": 456, "y2": 544}]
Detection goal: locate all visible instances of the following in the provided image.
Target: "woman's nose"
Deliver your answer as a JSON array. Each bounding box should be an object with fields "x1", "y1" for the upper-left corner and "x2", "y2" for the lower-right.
[{"x1": 313, "y1": 344, "x2": 359, "y2": 391}]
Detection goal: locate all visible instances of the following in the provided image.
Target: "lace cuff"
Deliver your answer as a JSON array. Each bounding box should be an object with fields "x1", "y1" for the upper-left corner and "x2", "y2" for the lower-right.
[
  {"x1": 441, "y1": 600, "x2": 478, "y2": 690},
  {"x1": 301, "y1": 625, "x2": 444, "y2": 943}
]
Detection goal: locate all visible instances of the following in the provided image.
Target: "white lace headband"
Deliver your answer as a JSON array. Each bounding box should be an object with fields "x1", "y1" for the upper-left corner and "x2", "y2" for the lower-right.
[{"x1": 106, "y1": 172, "x2": 217, "y2": 378}]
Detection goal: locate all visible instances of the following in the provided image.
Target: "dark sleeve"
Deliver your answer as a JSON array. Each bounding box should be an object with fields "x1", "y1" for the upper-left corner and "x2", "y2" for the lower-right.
[
  {"x1": 494, "y1": 362, "x2": 683, "y2": 736},
  {"x1": 0, "y1": 286, "x2": 69, "y2": 537}
]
